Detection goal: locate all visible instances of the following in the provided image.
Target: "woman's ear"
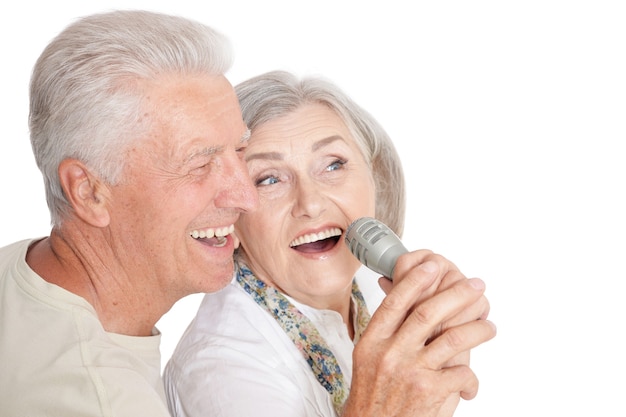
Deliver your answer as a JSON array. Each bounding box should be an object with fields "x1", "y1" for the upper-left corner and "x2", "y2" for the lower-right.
[{"x1": 58, "y1": 159, "x2": 111, "y2": 228}]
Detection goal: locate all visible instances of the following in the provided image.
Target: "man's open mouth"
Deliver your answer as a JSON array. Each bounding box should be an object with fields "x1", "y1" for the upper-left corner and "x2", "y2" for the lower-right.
[{"x1": 190, "y1": 225, "x2": 234, "y2": 247}]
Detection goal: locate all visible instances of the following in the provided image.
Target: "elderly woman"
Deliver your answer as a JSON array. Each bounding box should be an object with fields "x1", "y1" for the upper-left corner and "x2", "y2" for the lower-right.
[{"x1": 164, "y1": 71, "x2": 494, "y2": 417}]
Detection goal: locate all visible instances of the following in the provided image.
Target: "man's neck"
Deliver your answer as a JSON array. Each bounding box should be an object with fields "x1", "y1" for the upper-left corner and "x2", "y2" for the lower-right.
[{"x1": 26, "y1": 228, "x2": 171, "y2": 336}]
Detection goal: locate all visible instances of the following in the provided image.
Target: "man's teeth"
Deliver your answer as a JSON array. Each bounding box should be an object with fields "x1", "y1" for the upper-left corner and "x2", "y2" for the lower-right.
[
  {"x1": 290, "y1": 227, "x2": 342, "y2": 247},
  {"x1": 190, "y1": 224, "x2": 235, "y2": 240}
]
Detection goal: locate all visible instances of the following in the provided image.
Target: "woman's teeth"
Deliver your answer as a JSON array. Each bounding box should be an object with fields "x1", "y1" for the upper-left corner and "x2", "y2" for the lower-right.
[{"x1": 289, "y1": 227, "x2": 342, "y2": 247}]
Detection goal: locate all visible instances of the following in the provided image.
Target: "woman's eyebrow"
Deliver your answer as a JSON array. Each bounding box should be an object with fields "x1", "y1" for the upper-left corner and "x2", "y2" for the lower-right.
[
  {"x1": 311, "y1": 135, "x2": 344, "y2": 152},
  {"x1": 246, "y1": 134, "x2": 345, "y2": 162},
  {"x1": 245, "y1": 151, "x2": 283, "y2": 162}
]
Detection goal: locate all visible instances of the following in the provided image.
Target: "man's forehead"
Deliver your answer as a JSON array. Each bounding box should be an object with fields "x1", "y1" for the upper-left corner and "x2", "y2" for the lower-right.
[{"x1": 176, "y1": 128, "x2": 250, "y2": 164}]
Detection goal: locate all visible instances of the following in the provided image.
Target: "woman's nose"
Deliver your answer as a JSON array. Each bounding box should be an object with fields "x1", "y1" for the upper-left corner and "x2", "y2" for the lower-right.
[{"x1": 290, "y1": 178, "x2": 326, "y2": 220}]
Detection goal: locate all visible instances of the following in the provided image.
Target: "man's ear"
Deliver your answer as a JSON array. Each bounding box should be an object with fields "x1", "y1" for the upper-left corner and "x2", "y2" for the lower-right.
[{"x1": 58, "y1": 159, "x2": 111, "y2": 228}]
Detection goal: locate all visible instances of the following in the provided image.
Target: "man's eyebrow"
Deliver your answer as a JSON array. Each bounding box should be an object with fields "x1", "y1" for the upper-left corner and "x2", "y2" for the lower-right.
[
  {"x1": 184, "y1": 145, "x2": 221, "y2": 165},
  {"x1": 183, "y1": 130, "x2": 251, "y2": 165},
  {"x1": 240, "y1": 128, "x2": 251, "y2": 143}
]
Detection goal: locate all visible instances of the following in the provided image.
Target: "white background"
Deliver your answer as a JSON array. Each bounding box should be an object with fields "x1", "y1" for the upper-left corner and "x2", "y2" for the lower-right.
[{"x1": 2, "y1": 1, "x2": 625, "y2": 416}]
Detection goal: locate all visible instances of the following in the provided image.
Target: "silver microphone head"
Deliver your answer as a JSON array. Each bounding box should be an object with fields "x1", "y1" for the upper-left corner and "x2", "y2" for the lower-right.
[{"x1": 345, "y1": 217, "x2": 408, "y2": 280}]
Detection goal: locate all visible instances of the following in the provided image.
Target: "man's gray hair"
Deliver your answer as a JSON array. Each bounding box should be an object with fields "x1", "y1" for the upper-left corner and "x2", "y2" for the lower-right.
[{"x1": 29, "y1": 10, "x2": 233, "y2": 225}]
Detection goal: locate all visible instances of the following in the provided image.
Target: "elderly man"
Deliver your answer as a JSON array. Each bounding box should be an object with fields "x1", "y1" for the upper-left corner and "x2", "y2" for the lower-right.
[
  {"x1": 0, "y1": 10, "x2": 257, "y2": 416},
  {"x1": 0, "y1": 9, "x2": 494, "y2": 417}
]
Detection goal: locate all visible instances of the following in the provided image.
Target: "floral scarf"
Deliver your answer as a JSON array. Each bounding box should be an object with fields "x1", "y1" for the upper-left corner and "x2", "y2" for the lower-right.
[{"x1": 235, "y1": 261, "x2": 371, "y2": 416}]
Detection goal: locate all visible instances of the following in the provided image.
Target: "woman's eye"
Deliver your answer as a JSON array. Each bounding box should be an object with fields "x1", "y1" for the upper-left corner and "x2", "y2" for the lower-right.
[
  {"x1": 327, "y1": 159, "x2": 347, "y2": 172},
  {"x1": 256, "y1": 175, "x2": 279, "y2": 186}
]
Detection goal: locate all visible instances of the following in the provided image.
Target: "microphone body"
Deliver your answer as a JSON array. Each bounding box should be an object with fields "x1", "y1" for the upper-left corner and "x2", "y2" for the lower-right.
[{"x1": 345, "y1": 217, "x2": 408, "y2": 280}]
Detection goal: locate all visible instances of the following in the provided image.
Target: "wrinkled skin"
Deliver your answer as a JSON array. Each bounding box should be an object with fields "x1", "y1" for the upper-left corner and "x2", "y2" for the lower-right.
[
  {"x1": 235, "y1": 102, "x2": 495, "y2": 416},
  {"x1": 343, "y1": 251, "x2": 495, "y2": 417}
]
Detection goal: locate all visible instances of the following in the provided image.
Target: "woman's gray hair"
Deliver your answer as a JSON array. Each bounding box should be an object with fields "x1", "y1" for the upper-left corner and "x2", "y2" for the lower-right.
[
  {"x1": 29, "y1": 10, "x2": 233, "y2": 226},
  {"x1": 235, "y1": 70, "x2": 406, "y2": 236}
]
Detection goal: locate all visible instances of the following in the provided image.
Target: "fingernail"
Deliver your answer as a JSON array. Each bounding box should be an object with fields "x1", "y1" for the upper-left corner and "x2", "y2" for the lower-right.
[{"x1": 469, "y1": 278, "x2": 485, "y2": 290}]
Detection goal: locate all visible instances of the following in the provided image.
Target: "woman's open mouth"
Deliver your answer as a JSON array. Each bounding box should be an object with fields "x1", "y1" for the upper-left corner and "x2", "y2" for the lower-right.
[{"x1": 289, "y1": 227, "x2": 342, "y2": 253}]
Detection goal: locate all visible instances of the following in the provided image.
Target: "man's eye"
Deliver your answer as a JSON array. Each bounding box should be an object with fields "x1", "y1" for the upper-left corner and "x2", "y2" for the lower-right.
[{"x1": 190, "y1": 163, "x2": 211, "y2": 176}]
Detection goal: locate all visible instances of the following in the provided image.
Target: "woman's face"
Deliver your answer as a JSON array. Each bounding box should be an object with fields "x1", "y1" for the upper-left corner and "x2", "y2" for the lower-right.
[{"x1": 235, "y1": 103, "x2": 376, "y2": 309}]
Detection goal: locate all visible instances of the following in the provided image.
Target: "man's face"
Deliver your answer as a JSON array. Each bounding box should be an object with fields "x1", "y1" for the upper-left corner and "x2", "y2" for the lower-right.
[{"x1": 107, "y1": 73, "x2": 258, "y2": 298}]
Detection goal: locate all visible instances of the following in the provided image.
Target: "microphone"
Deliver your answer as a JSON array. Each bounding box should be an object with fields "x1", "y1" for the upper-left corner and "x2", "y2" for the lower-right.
[{"x1": 345, "y1": 217, "x2": 408, "y2": 280}]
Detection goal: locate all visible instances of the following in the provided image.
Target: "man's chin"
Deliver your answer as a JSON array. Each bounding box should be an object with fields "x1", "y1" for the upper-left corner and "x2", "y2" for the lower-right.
[{"x1": 197, "y1": 260, "x2": 235, "y2": 294}]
